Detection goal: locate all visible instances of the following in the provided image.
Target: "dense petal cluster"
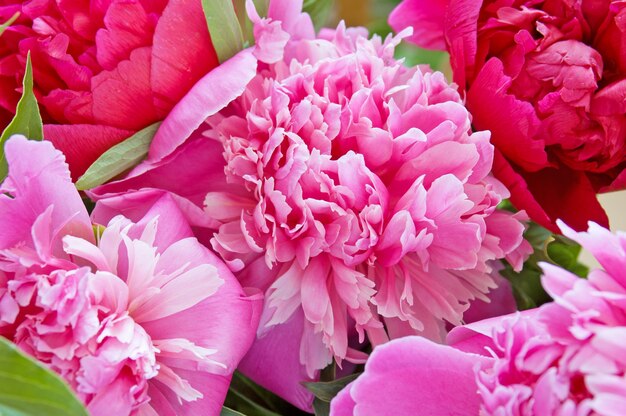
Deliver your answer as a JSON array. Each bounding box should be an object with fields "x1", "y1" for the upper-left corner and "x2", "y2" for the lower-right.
[
  {"x1": 0, "y1": 0, "x2": 218, "y2": 178},
  {"x1": 478, "y1": 221, "x2": 626, "y2": 414},
  {"x1": 207, "y1": 6, "x2": 531, "y2": 374},
  {"x1": 331, "y1": 221, "x2": 626, "y2": 416},
  {"x1": 0, "y1": 136, "x2": 260, "y2": 415},
  {"x1": 91, "y1": 3, "x2": 531, "y2": 407},
  {"x1": 390, "y1": 0, "x2": 626, "y2": 232}
]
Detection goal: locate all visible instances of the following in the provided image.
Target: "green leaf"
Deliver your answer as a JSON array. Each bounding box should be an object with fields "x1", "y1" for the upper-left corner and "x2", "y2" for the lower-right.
[
  {"x1": 221, "y1": 407, "x2": 247, "y2": 416},
  {"x1": 202, "y1": 0, "x2": 245, "y2": 63},
  {"x1": 75, "y1": 122, "x2": 160, "y2": 190},
  {"x1": 0, "y1": 53, "x2": 43, "y2": 181},
  {"x1": 224, "y1": 372, "x2": 307, "y2": 416},
  {"x1": 0, "y1": 337, "x2": 88, "y2": 416},
  {"x1": 303, "y1": 0, "x2": 334, "y2": 30},
  {"x1": 303, "y1": 373, "x2": 359, "y2": 403},
  {"x1": 312, "y1": 398, "x2": 330, "y2": 416},
  {"x1": 0, "y1": 12, "x2": 19, "y2": 37},
  {"x1": 501, "y1": 221, "x2": 589, "y2": 309}
]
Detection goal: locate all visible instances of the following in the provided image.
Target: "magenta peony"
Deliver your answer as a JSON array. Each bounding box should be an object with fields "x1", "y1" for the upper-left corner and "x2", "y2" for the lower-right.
[
  {"x1": 0, "y1": 136, "x2": 261, "y2": 415},
  {"x1": 0, "y1": 0, "x2": 218, "y2": 178},
  {"x1": 332, "y1": 221, "x2": 626, "y2": 415},
  {"x1": 390, "y1": 0, "x2": 626, "y2": 232},
  {"x1": 90, "y1": 0, "x2": 531, "y2": 408}
]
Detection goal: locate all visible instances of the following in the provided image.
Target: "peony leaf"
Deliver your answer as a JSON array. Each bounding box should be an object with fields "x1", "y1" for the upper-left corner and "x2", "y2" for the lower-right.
[
  {"x1": 303, "y1": 373, "x2": 359, "y2": 403},
  {"x1": 0, "y1": 337, "x2": 88, "y2": 416},
  {"x1": 0, "y1": 52, "x2": 43, "y2": 181},
  {"x1": 221, "y1": 407, "x2": 247, "y2": 416},
  {"x1": 75, "y1": 122, "x2": 160, "y2": 190},
  {"x1": 201, "y1": 0, "x2": 245, "y2": 63},
  {"x1": 501, "y1": 221, "x2": 588, "y2": 309},
  {"x1": 0, "y1": 11, "x2": 19, "y2": 37}
]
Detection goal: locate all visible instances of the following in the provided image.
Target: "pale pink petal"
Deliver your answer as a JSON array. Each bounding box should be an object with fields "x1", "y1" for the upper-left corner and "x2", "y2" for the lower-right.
[
  {"x1": 0, "y1": 136, "x2": 93, "y2": 254},
  {"x1": 148, "y1": 50, "x2": 257, "y2": 162},
  {"x1": 388, "y1": 0, "x2": 448, "y2": 50}
]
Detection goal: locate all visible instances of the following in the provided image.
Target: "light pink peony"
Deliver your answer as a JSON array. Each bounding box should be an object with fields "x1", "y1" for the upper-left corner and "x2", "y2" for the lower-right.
[
  {"x1": 0, "y1": 136, "x2": 261, "y2": 416},
  {"x1": 0, "y1": 0, "x2": 218, "y2": 178},
  {"x1": 332, "y1": 221, "x2": 626, "y2": 416},
  {"x1": 389, "y1": 0, "x2": 626, "y2": 232},
  {"x1": 90, "y1": 0, "x2": 531, "y2": 408}
]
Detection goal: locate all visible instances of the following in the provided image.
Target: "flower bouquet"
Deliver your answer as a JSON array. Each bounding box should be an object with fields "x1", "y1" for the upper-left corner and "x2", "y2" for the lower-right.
[{"x1": 0, "y1": 0, "x2": 624, "y2": 415}]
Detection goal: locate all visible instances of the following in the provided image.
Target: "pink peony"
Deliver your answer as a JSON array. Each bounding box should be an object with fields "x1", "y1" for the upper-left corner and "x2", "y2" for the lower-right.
[
  {"x1": 90, "y1": 0, "x2": 531, "y2": 408},
  {"x1": 332, "y1": 221, "x2": 626, "y2": 416},
  {"x1": 0, "y1": 136, "x2": 261, "y2": 415},
  {"x1": 390, "y1": 0, "x2": 626, "y2": 232},
  {"x1": 0, "y1": 0, "x2": 218, "y2": 179}
]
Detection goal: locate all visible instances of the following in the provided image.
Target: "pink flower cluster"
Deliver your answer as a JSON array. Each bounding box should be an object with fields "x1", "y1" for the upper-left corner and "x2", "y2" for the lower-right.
[
  {"x1": 0, "y1": 136, "x2": 261, "y2": 415},
  {"x1": 331, "y1": 221, "x2": 626, "y2": 415},
  {"x1": 90, "y1": 3, "x2": 531, "y2": 406}
]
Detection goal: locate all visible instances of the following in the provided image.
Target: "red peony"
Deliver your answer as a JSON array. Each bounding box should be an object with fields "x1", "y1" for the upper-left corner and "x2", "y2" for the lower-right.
[
  {"x1": 390, "y1": 0, "x2": 626, "y2": 231},
  {"x1": 0, "y1": 0, "x2": 219, "y2": 178}
]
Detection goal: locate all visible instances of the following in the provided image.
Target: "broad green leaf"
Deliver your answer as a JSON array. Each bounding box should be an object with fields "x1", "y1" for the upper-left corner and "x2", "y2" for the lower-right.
[
  {"x1": 221, "y1": 407, "x2": 247, "y2": 416},
  {"x1": 303, "y1": 373, "x2": 359, "y2": 403},
  {"x1": 0, "y1": 53, "x2": 43, "y2": 181},
  {"x1": 303, "y1": 0, "x2": 333, "y2": 30},
  {"x1": 75, "y1": 122, "x2": 160, "y2": 190},
  {"x1": 0, "y1": 12, "x2": 19, "y2": 37},
  {"x1": 0, "y1": 337, "x2": 88, "y2": 416},
  {"x1": 202, "y1": 0, "x2": 245, "y2": 63}
]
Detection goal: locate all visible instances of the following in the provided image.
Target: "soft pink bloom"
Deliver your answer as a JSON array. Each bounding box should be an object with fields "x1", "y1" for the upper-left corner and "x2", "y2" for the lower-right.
[
  {"x1": 390, "y1": 0, "x2": 626, "y2": 232},
  {"x1": 332, "y1": 221, "x2": 626, "y2": 416},
  {"x1": 0, "y1": 136, "x2": 261, "y2": 416},
  {"x1": 90, "y1": 0, "x2": 531, "y2": 409},
  {"x1": 0, "y1": 0, "x2": 219, "y2": 178},
  {"x1": 330, "y1": 336, "x2": 492, "y2": 416}
]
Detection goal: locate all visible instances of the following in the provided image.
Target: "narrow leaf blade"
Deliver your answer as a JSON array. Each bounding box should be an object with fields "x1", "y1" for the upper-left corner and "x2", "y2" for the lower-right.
[
  {"x1": 221, "y1": 406, "x2": 247, "y2": 416},
  {"x1": 202, "y1": 0, "x2": 245, "y2": 63},
  {"x1": 0, "y1": 12, "x2": 19, "y2": 37},
  {"x1": 75, "y1": 122, "x2": 161, "y2": 190},
  {"x1": 0, "y1": 53, "x2": 43, "y2": 181},
  {"x1": 0, "y1": 337, "x2": 88, "y2": 416}
]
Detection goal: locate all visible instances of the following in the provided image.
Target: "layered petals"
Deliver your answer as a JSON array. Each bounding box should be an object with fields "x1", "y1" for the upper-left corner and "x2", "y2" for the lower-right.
[
  {"x1": 0, "y1": 136, "x2": 260, "y2": 416},
  {"x1": 0, "y1": 0, "x2": 220, "y2": 178},
  {"x1": 390, "y1": 0, "x2": 626, "y2": 230}
]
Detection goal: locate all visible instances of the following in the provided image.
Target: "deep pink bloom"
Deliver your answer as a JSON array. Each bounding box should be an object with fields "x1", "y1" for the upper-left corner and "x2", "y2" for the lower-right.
[
  {"x1": 0, "y1": 136, "x2": 261, "y2": 416},
  {"x1": 0, "y1": 0, "x2": 219, "y2": 178},
  {"x1": 90, "y1": 0, "x2": 531, "y2": 408},
  {"x1": 390, "y1": 0, "x2": 626, "y2": 232},
  {"x1": 332, "y1": 221, "x2": 626, "y2": 415}
]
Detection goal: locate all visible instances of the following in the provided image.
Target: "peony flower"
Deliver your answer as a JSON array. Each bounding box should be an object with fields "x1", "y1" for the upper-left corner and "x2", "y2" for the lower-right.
[
  {"x1": 0, "y1": 0, "x2": 219, "y2": 179},
  {"x1": 0, "y1": 136, "x2": 261, "y2": 415},
  {"x1": 389, "y1": 0, "x2": 626, "y2": 232},
  {"x1": 331, "y1": 221, "x2": 626, "y2": 416},
  {"x1": 90, "y1": 0, "x2": 531, "y2": 409}
]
